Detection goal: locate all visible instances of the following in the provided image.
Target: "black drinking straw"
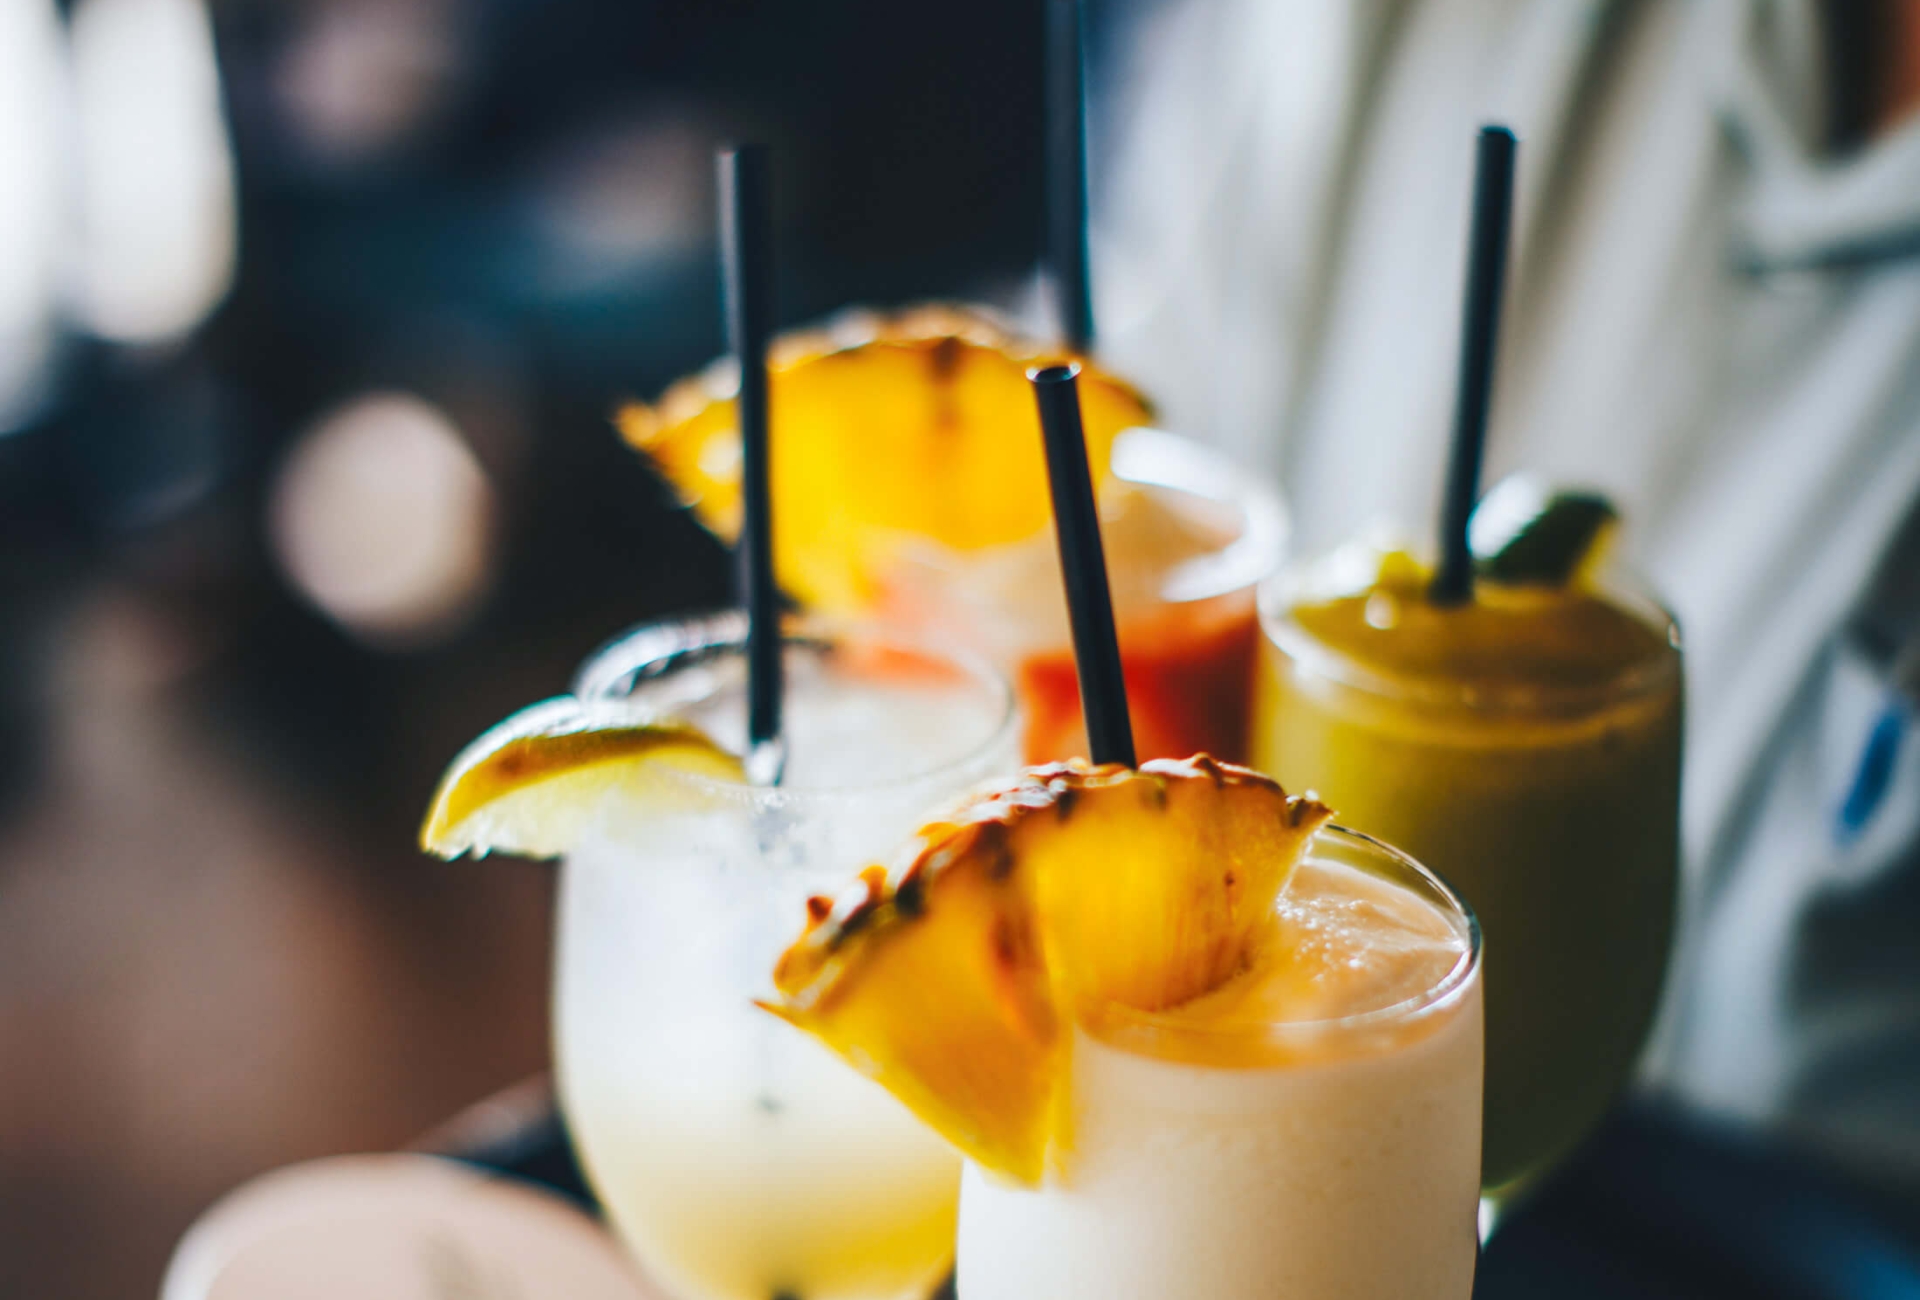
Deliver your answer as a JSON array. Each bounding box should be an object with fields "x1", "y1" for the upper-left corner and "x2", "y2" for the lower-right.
[
  {"x1": 1031, "y1": 363, "x2": 1135, "y2": 767},
  {"x1": 719, "y1": 144, "x2": 784, "y2": 783},
  {"x1": 1430, "y1": 125, "x2": 1518, "y2": 607},
  {"x1": 1046, "y1": 0, "x2": 1094, "y2": 352}
]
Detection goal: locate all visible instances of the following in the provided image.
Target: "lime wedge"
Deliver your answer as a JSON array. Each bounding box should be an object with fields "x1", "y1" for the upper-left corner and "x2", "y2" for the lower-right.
[{"x1": 1471, "y1": 474, "x2": 1619, "y2": 586}]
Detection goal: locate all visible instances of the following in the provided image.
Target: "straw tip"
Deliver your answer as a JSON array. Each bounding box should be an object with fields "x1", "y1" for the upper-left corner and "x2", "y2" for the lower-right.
[
  {"x1": 1028, "y1": 361, "x2": 1082, "y2": 386},
  {"x1": 745, "y1": 736, "x2": 787, "y2": 788}
]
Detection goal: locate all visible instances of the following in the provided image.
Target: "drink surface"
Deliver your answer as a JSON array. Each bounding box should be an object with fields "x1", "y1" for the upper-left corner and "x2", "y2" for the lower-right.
[
  {"x1": 1253, "y1": 555, "x2": 1681, "y2": 1192},
  {"x1": 559, "y1": 629, "x2": 1017, "y2": 1300},
  {"x1": 1287, "y1": 562, "x2": 1670, "y2": 692},
  {"x1": 881, "y1": 471, "x2": 1266, "y2": 764},
  {"x1": 1016, "y1": 481, "x2": 1260, "y2": 764},
  {"x1": 668, "y1": 641, "x2": 1011, "y2": 789},
  {"x1": 957, "y1": 844, "x2": 1482, "y2": 1300},
  {"x1": 1139, "y1": 855, "x2": 1469, "y2": 1049}
]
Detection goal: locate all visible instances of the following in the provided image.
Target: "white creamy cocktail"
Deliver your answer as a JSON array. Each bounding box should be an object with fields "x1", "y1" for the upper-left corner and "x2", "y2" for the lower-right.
[
  {"x1": 556, "y1": 614, "x2": 1019, "y2": 1300},
  {"x1": 956, "y1": 830, "x2": 1483, "y2": 1300},
  {"x1": 761, "y1": 754, "x2": 1481, "y2": 1300}
]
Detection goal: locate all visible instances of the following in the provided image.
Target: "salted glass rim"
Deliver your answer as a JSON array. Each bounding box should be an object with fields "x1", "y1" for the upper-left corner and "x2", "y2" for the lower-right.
[
  {"x1": 1090, "y1": 824, "x2": 1481, "y2": 1047},
  {"x1": 571, "y1": 609, "x2": 1020, "y2": 804},
  {"x1": 1256, "y1": 550, "x2": 1683, "y2": 717}
]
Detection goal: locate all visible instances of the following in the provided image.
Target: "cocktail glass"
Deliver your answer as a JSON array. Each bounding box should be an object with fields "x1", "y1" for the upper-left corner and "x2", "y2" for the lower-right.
[
  {"x1": 955, "y1": 826, "x2": 1484, "y2": 1300},
  {"x1": 556, "y1": 613, "x2": 1020, "y2": 1300},
  {"x1": 878, "y1": 427, "x2": 1286, "y2": 764},
  {"x1": 1251, "y1": 552, "x2": 1682, "y2": 1199}
]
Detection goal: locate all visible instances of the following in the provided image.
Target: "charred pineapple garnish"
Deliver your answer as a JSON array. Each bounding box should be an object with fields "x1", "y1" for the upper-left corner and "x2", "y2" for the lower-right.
[
  {"x1": 762, "y1": 756, "x2": 1331, "y2": 1184},
  {"x1": 617, "y1": 305, "x2": 1153, "y2": 611}
]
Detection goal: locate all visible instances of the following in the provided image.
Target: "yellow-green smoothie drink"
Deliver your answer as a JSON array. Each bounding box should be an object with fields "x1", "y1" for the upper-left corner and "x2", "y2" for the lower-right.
[{"x1": 1252, "y1": 545, "x2": 1681, "y2": 1196}]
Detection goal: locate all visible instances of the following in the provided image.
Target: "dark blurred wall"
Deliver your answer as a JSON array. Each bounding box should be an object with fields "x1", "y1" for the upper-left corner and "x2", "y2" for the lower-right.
[{"x1": 0, "y1": 3, "x2": 1064, "y2": 1296}]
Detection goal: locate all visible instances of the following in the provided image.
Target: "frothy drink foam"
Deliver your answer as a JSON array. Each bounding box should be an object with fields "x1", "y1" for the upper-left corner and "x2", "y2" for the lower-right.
[{"x1": 956, "y1": 848, "x2": 1483, "y2": 1300}]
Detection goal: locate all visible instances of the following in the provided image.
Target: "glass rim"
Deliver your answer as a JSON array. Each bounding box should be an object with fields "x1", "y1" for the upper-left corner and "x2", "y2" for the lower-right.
[
  {"x1": 1255, "y1": 554, "x2": 1683, "y2": 716},
  {"x1": 1091, "y1": 824, "x2": 1482, "y2": 1047},
  {"x1": 1109, "y1": 426, "x2": 1289, "y2": 603},
  {"x1": 571, "y1": 609, "x2": 1021, "y2": 801}
]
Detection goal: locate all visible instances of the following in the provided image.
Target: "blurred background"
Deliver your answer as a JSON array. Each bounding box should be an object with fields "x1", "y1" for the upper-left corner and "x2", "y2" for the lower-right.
[{"x1": 0, "y1": 0, "x2": 1099, "y2": 1293}]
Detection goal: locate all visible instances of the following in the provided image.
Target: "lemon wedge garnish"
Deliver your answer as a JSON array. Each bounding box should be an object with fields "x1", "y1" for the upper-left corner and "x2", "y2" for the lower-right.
[{"x1": 420, "y1": 698, "x2": 742, "y2": 860}]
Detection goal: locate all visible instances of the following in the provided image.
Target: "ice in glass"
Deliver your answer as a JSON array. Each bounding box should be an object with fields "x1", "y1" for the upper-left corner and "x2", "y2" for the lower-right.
[{"x1": 556, "y1": 615, "x2": 1019, "y2": 1300}]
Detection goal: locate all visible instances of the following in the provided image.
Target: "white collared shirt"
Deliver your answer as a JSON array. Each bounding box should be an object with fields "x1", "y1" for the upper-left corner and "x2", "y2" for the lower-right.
[{"x1": 1096, "y1": 0, "x2": 1920, "y2": 1174}]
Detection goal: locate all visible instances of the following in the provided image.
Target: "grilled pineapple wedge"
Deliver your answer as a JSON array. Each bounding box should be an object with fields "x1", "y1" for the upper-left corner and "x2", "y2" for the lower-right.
[
  {"x1": 763, "y1": 756, "x2": 1331, "y2": 1185},
  {"x1": 617, "y1": 305, "x2": 1152, "y2": 611}
]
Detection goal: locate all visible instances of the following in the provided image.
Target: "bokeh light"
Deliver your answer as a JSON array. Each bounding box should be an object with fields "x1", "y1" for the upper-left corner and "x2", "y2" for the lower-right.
[
  {"x1": 269, "y1": 390, "x2": 496, "y2": 649},
  {"x1": 0, "y1": 0, "x2": 64, "y2": 429},
  {"x1": 70, "y1": 0, "x2": 237, "y2": 344}
]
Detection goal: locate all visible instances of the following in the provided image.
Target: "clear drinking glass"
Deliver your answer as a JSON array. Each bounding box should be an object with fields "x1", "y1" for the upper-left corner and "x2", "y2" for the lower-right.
[
  {"x1": 955, "y1": 827, "x2": 1484, "y2": 1300},
  {"x1": 1251, "y1": 555, "x2": 1682, "y2": 1200},
  {"x1": 556, "y1": 613, "x2": 1020, "y2": 1300},
  {"x1": 876, "y1": 427, "x2": 1286, "y2": 764}
]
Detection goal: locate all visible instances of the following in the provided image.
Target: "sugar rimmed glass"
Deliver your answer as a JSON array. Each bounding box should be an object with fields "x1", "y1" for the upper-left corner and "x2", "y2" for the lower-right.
[{"x1": 557, "y1": 612, "x2": 1020, "y2": 1300}]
